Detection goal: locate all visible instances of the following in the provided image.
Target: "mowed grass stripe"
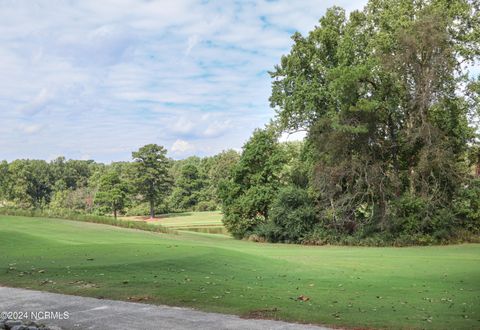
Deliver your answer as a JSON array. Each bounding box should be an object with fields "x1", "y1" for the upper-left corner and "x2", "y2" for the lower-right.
[{"x1": 1, "y1": 215, "x2": 479, "y2": 329}]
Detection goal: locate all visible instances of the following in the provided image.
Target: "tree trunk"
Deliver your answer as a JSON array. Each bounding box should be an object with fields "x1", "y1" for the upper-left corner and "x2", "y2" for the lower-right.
[
  {"x1": 113, "y1": 207, "x2": 117, "y2": 220},
  {"x1": 150, "y1": 199, "x2": 154, "y2": 219}
]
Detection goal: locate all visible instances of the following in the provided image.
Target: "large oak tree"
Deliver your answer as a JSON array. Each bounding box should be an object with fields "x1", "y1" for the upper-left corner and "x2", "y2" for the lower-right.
[{"x1": 270, "y1": 0, "x2": 480, "y2": 235}]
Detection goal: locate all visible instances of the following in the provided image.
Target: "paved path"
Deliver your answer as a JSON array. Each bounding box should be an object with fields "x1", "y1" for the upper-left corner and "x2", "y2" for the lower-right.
[{"x1": 0, "y1": 287, "x2": 333, "y2": 330}]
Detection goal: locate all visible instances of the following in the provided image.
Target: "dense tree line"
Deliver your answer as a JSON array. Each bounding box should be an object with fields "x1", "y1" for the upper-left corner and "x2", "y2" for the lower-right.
[
  {"x1": 220, "y1": 0, "x2": 480, "y2": 245},
  {"x1": 0, "y1": 147, "x2": 239, "y2": 218}
]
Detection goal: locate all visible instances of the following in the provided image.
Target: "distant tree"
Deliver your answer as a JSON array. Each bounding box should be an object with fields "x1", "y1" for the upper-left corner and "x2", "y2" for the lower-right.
[
  {"x1": 208, "y1": 150, "x2": 240, "y2": 203},
  {"x1": 7, "y1": 159, "x2": 53, "y2": 208},
  {"x1": 0, "y1": 160, "x2": 10, "y2": 203},
  {"x1": 166, "y1": 153, "x2": 239, "y2": 211},
  {"x1": 50, "y1": 186, "x2": 96, "y2": 212},
  {"x1": 170, "y1": 163, "x2": 205, "y2": 210},
  {"x1": 95, "y1": 170, "x2": 129, "y2": 219},
  {"x1": 131, "y1": 144, "x2": 172, "y2": 218},
  {"x1": 50, "y1": 157, "x2": 94, "y2": 191}
]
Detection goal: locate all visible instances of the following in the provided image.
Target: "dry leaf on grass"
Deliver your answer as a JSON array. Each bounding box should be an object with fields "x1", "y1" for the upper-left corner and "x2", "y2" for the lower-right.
[{"x1": 297, "y1": 294, "x2": 310, "y2": 302}]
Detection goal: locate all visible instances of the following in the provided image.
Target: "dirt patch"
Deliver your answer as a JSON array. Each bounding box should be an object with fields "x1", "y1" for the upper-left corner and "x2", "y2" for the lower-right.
[
  {"x1": 69, "y1": 280, "x2": 99, "y2": 289},
  {"x1": 127, "y1": 296, "x2": 153, "y2": 302},
  {"x1": 241, "y1": 307, "x2": 279, "y2": 319}
]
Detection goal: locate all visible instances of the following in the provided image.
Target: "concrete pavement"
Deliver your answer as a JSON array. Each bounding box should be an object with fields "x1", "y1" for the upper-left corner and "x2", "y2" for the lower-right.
[{"x1": 0, "y1": 287, "x2": 333, "y2": 330}]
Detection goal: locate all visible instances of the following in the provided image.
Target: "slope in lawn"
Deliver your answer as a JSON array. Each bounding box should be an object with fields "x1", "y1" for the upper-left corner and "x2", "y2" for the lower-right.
[{"x1": 0, "y1": 215, "x2": 479, "y2": 329}]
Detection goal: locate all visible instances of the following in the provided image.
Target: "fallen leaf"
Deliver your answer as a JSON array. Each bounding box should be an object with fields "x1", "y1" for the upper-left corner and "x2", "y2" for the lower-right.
[
  {"x1": 297, "y1": 294, "x2": 310, "y2": 302},
  {"x1": 127, "y1": 296, "x2": 152, "y2": 302}
]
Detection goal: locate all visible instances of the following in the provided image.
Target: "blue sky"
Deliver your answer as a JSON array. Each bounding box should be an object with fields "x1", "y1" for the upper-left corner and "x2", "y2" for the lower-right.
[{"x1": 0, "y1": 0, "x2": 367, "y2": 162}]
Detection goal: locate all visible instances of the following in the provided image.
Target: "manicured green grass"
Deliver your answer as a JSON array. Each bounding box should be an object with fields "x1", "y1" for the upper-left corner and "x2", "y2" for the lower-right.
[
  {"x1": 155, "y1": 211, "x2": 223, "y2": 228},
  {"x1": 1, "y1": 215, "x2": 479, "y2": 329},
  {"x1": 125, "y1": 211, "x2": 227, "y2": 234}
]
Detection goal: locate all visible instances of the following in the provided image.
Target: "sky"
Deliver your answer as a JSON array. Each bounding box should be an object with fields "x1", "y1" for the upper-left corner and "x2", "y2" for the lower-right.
[{"x1": 0, "y1": 0, "x2": 367, "y2": 162}]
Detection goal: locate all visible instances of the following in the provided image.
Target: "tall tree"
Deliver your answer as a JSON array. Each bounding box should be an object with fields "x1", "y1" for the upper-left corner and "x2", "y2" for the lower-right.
[
  {"x1": 132, "y1": 144, "x2": 172, "y2": 219},
  {"x1": 7, "y1": 159, "x2": 53, "y2": 208},
  {"x1": 219, "y1": 127, "x2": 286, "y2": 238},
  {"x1": 0, "y1": 160, "x2": 10, "y2": 203},
  {"x1": 170, "y1": 163, "x2": 205, "y2": 210},
  {"x1": 270, "y1": 0, "x2": 479, "y2": 235},
  {"x1": 208, "y1": 150, "x2": 240, "y2": 203}
]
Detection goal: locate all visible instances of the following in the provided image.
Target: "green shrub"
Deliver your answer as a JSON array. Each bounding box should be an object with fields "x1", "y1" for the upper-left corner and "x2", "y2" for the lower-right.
[
  {"x1": 453, "y1": 178, "x2": 480, "y2": 232},
  {"x1": 269, "y1": 186, "x2": 317, "y2": 243},
  {"x1": 194, "y1": 201, "x2": 218, "y2": 212},
  {"x1": 302, "y1": 226, "x2": 343, "y2": 245},
  {"x1": 252, "y1": 221, "x2": 282, "y2": 242},
  {"x1": 393, "y1": 233, "x2": 436, "y2": 246},
  {"x1": 125, "y1": 202, "x2": 170, "y2": 216},
  {"x1": 389, "y1": 194, "x2": 427, "y2": 234}
]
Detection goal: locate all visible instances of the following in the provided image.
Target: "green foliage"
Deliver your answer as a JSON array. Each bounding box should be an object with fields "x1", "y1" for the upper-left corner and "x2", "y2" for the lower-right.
[
  {"x1": 166, "y1": 151, "x2": 239, "y2": 212},
  {"x1": 0, "y1": 160, "x2": 10, "y2": 202},
  {"x1": 170, "y1": 163, "x2": 206, "y2": 210},
  {"x1": 453, "y1": 178, "x2": 480, "y2": 232},
  {"x1": 250, "y1": 221, "x2": 281, "y2": 242},
  {"x1": 131, "y1": 144, "x2": 173, "y2": 218},
  {"x1": 50, "y1": 157, "x2": 97, "y2": 191},
  {"x1": 194, "y1": 200, "x2": 217, "y2": 212},
  {"x1": 6, "y1": 159, "x2": 53, "y2": 208},
  {"x1": 123, "y1": 202, "x2": 171, "y2": 217},
  {"x1": 219, "y1": 127, "x2": 286, "y2": 238},
  {"x1": 268, "y1": 186, "x2": 317, "y2": 243},
  {"x1": 95, "y1": 170, "x2": 129, "y2": 219},
  {"x1": 388, "y1": 194, "x2": 458, "y2": 236},
  {"x1": 49, "y1": 187, "x2": 95, "y2": 212},
  {"x1": 207, "y1": 150, "x2": 240, "y2": 203},
  {"x1": 268, "y1": 0, "x2": 480, "y2": 240},
  {"x1": 0, "y1": 146, "x2": 237, "y2": 220}
]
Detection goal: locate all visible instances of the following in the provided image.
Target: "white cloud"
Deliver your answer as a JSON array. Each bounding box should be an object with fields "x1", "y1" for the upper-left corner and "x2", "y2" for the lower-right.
[
  {"x1": 185, "y1": 35, "x2": 199, "y2": 56},
  {"x1": 18, "y1": 123, "x2": 45, "y2": 134},
  {"x1": 0, "y1": 0, "x2": 368, "y2": 162},
  {"x1": 171, "y1": 139, "x2": 195, "y2": 153},
  {"x1": 20, "y1": 88, "x2": 53, "y2": 115},
  {"x1": 170, "y1": 113, "x2": 233, "y2": 139},
  {"x1": 280, "y1": 130, "x2": 307, "y2": 143}
]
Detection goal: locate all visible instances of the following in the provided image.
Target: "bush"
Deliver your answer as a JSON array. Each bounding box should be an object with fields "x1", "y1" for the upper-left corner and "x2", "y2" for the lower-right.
[
  {"x1": 389, "y1": 194, "x2": 427, "y2": 234},
  {"x1": 301, "y1": 224, "x2": 480, "y2": 247},
  {"x1": 393, "y1": 233, "x2": 436, "y2": 246},
  {"x1": 246, "y1": 234, "x2": 267, "y2": 243},
  {"x1": 49, "y1": 187, "x2": 95, "y2": 213},
  {"x1": 302, "y1": 226, "x2": 330, "y2": 245},
  {"x1": 252, "y1": 221, "x2": 283, "y2": 242},
  {"x1": 453, "y1": 178, "x2": 480, "y2": 232},
  {"x1": 125, "y1": 202, "x2": 171, "y2": 216},
  {"x1": 195, "y1": 201, "x2": 218, "y2": 212},
  {"x1": 268, "y1": 186, "x2": 317, "y2": 243}
]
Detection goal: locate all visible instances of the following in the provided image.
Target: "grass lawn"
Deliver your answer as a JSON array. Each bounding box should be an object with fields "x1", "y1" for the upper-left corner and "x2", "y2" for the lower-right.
[
  {"x1": 0, "y1": 215, "x2": 479, "y2": 329},
  {"x1": 155, "y1": 211, "x2": 223, "y2": 228},
  {"x1": 125, "y1": 211, "x2": 227, "y2": 234}
]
